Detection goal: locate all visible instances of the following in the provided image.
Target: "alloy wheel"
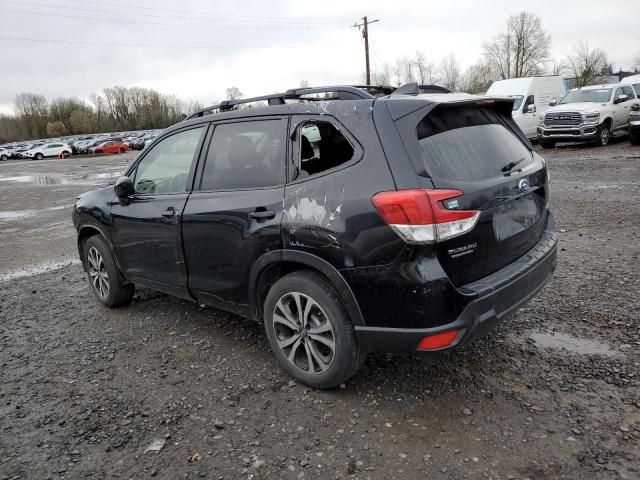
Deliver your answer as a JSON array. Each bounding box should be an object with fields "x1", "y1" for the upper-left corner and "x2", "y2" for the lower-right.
[
  {"x1": 87, "y1": 246, "x2": 110, "y2": 299},
  {"x1": 600, "y1": 127, "x2": 610, "y2": 146},
  {"x1": 272, "y1": 292, "x2": 335, "y2": 375}
]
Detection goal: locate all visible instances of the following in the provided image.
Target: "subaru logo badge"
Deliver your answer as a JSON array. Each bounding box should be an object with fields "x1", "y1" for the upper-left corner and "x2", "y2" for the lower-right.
[{"x1": 518, "y1": 179, "x2": 530, "y2": 192}]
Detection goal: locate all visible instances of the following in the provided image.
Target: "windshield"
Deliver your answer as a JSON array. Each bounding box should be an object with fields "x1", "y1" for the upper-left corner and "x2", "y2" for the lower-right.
[
  {"x1": 560, "y1": 88, "x2": 612, "y2": 104},
  {"x1": 510, "y1": 96, "x2": 524, "y2": 111}
]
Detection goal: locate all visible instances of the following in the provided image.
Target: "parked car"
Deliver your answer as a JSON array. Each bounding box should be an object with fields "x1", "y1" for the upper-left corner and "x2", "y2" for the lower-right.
[
  {"x1": 77, "y1": 138, "x2": 104, "y2": 154},
  {"x1": 0, "y1": 147, "x2": 10, "y2": 161},
  {"x1": 143, "y1": 134, "x2": 158, "y2": 148},
  {"x1": 88, "y1": 141, "x2": 128, "y2": 155},
  {"x1": 630, "y1": 104, "x2": 640, "y2": 145},
  {"x1": 23, "y1": 142, "x2": 72, "y2": 160},
  {"x1": 128, "y1": 137, "x2": 148, "y2": 150},
  {"x1": 82, "y1": 137, "x2": 115, "y2": 154},
  {"x1": 15, "y1": 143, "x2": 44, "y2": 158},
  {"x1": 537, "y1": 83, "x2": 640, "y2": 148},
  {"x1": 620, "y1": 73, "x2": 640, "y2": 97},
  {"x1": 486, "y1": 75, "x2": 567, "y2": 139},
  {"x1": 72, "y1": 84, "x2": 557, "y2": 388}
]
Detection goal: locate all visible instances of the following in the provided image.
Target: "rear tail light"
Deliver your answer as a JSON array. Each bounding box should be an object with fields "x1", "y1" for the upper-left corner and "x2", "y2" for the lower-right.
[{"x1": 371, "y1": 189, "x2": 479, "y2": 244}]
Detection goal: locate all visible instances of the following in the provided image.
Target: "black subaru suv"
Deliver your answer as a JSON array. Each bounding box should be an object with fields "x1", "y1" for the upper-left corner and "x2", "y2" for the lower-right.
[{"x1": 72, "y1": 84, "x2": 557, "y2": 389}]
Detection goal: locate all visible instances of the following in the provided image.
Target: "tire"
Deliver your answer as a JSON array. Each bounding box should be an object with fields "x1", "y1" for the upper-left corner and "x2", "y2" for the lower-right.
[
  {"x1": 629, "y1": 129, "x2": 640, "y2": 146},
  {"x1": 596, "y1": 123, "x2": 611, "y2": 147},
  {"x1": 263, "y1": 271, "x2": 366, "y2": 389},
  {"x1": 119, "y1": 147, "x2": 126, "y2": 154},
  {"x1": 83, "y1": 235, "x2": 134, "y2": 308},
  {"x1": 0, "y1": 154, "x2": 7, "y2": 161},
  {"x1": 35, "y1": 153, "x2": 43, "y2": 160},
  {"x1": 62, "y1": 151, "x2": 70, "y2": 158},
  {"x1": 95, "y1": 149, "x2": 103, "y2": 154},
  {"x1": 540, "y1": 140, "x2": 555, "y2": 149}
]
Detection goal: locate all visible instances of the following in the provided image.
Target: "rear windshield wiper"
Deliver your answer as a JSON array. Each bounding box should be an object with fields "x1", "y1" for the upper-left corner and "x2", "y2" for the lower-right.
[{"x1": 501, "y1": 157, "x2": 527, "y2": 175}]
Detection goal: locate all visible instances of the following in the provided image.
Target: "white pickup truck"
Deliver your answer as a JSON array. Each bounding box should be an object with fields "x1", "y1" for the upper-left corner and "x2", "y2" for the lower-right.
[{"x1": 537, "y1": 83, "x2": 640, "y2": 148}]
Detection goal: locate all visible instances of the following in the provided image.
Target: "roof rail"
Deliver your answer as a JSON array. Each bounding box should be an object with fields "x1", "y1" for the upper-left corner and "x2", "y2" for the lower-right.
[
  {"x1": 351, "y1": 85, "x2": 396, "y2": 96},
  {"x1": 186, "y1": 85, "x2": 376, "y2": 120}
]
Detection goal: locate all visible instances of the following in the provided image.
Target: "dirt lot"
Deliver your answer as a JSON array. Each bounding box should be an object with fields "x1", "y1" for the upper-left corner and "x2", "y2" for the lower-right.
[{"x1": 1, "y1": 143, "x2": 639, "y2": 480}]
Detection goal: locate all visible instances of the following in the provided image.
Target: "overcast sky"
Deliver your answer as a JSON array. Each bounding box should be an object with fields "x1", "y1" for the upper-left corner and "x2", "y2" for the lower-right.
[{"x1": 0, "y1": 0, "x2": 638, "y2": 114}]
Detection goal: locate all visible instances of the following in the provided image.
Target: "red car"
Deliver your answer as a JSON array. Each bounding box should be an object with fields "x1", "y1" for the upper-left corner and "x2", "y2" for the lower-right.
[{"x1": 89, "y1": 141, "x2": 128, "y2": 155}]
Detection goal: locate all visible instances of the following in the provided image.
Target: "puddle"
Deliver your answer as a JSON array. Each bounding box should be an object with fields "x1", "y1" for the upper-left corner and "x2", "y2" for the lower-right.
[
  {"x1": 0, "y1": 204, "x2": 73, "y2": 221},
  {"x1": 0, "y1": 211, "x2": 33, "y2": 220},
  {"x1": 529, "y1": 332, "x2": 618, "y2": 357},
  {"x1": 580, "y1": 184, "x2": 620, "y2": 191},
  {"x1": 0, "y1": 258, "x2": 81, "y2": 282},
  {"x1": 0, "y1": 172, "x2": 121, "y2": 186}
]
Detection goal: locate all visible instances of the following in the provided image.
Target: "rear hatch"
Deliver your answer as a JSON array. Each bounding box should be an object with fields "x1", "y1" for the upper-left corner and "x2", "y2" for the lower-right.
[{"x1": 393, "y1": 99, "x2": 549, "y2": 286}]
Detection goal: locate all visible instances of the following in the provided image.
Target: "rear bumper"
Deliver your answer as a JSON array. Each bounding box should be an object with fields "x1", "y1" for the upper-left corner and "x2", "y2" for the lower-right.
[{"x1": 355, "y1": 216, "x2": 557, "y2": 353}]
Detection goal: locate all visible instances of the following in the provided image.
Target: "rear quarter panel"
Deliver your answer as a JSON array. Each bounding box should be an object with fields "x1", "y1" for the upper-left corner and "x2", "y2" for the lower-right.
[{"x1": 282, "y1": 104, "x2": 403, "y2": 270}]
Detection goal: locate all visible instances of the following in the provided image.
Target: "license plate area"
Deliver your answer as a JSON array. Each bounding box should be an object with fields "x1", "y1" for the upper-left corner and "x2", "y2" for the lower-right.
[{"x1": 493, "y1": 194, "x2": 540, "y2": 241}]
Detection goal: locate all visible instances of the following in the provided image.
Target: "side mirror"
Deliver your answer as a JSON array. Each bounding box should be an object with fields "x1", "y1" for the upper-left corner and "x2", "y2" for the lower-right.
[
  {"x1": 549, "y1": 101, "x2": 557, "y2": 107},
  {"x1": 114, "y1": 176, "x2": 135, "y2": 199},
  {"x1": 527, "y1": 104, "x2": 536, "y2": 113},
  {"x1": 615, "y1": 94, "x2": 629, "y2": 104}
]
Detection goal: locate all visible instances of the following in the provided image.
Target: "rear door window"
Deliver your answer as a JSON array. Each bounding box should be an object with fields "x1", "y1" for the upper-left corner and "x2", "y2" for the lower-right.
[
  {"x1": 416, "y1": 106, "x2": 532, "y2": 182},
  {"x1": 200, "y1": 119, "x2": 286, "y2": 191}
]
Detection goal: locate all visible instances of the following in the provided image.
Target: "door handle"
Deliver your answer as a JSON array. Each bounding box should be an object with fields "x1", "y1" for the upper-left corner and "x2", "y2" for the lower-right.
[
  {"x1": 160, "y1": 207, "x2": 179, "y2": 223},
  {"x1": 249, "y1": 210, "x2": 276, "y2": 220}
]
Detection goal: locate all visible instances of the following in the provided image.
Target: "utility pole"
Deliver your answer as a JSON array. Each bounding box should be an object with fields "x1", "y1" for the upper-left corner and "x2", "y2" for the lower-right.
[{"x1": 354, "y1": 16, "x2": 379, "y2": 85}]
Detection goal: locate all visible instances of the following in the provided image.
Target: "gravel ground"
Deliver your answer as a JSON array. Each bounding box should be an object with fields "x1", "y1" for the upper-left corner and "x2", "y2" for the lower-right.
[{"x1": 1, "y1": 143, "x2": 639, "y2": 480}]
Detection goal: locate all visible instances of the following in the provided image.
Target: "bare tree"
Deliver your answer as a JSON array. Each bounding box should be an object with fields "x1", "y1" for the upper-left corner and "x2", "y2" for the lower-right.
[
  {"x1": 549, "y1": 58, "x2": 567, "y2": 76},
  {"x1": 413, "y1": 51, "x2": 439, "y2": 85},
  {"x1": 46, "y1": 121, "x2": 66, "y2": 137},
  {"x1": 440, "y1": 54, "x2": 461, "y2": 91},
  {"x1": 483, "y1": 12, "x2": 551, "y2": 79},
  {"x1": 183, "y1": 100, "x2": 204, "y2": 115},
  {"x1": 392, "y1": 59, "x2": 403, "y2": 87},
  {"x1": 462, "y1": 63, "x2": 496, "y2": 93},
  {"x1": 225, "y1": 87, "x2": 243, "y2": 100},
  {"x1": 400, "y1": 56, "x2": 415, "y2": 83},
  {"x1": 372, "y1": 62, "x2": 391, "y2": 85},
  {"x1": 15, "y1": 93, "x2": 49, "y2": 138},
  {"x1": 565, "y1": 42, "x2": 609, "y2": 87}
]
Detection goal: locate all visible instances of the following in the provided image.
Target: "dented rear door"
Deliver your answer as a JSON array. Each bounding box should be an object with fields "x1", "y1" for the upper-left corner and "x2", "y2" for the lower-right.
[{"x1": 181, "y1": 117, "x2": 288, "y2": 314}]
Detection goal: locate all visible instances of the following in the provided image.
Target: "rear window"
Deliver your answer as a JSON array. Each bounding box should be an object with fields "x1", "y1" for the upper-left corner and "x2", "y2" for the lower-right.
[{"x1": 416, "y1": 107, "x2": 532, "y2": 182}]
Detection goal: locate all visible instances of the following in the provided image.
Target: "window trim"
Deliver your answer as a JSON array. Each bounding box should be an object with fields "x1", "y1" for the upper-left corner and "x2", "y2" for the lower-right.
[
  {"x1": 124, "y1": 123, "x2": 210, "y2": 197},
  {"x1": 286, "y1": 115, "x2": 363, "y2": 185},
  {"x1": 194, "y1": 116, "x2": 290, "y2": 193}
]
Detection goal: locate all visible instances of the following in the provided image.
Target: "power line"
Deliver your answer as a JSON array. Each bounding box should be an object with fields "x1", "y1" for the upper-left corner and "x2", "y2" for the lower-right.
[
  {"x1": 0, "y1": 34, "x2": 345, "y2": 50},
  {"x1": 79, "y1": 0, "x2": 352, "y2": 21},
  {"x1": 0, "y1": 0, "x2": 351, "y2": 24},
  {"x1": 0, "y1": 8, "x2": 349, "y2": 30}
]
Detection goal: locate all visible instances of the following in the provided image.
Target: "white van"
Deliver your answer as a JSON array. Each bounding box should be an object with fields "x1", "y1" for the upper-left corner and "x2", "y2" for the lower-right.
[
  {"x1": 621, "y1": 74, "x2": 640, "y2": 97},
  {"x1": 486, "y1": 75, "x2": 567, "y2": 139}
]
